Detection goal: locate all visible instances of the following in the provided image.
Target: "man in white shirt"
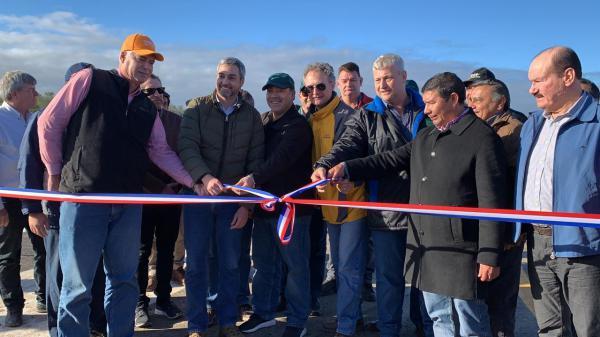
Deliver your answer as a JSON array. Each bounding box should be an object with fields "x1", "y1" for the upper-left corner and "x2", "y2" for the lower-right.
[{"x1": 0, "y1": 70, "x2": 46, "y2": 327}]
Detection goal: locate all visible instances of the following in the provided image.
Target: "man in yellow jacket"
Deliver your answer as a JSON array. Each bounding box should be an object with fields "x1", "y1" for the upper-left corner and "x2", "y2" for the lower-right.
[{"x1": 304, "y1": 62, "x2": 367, "y2": 337}]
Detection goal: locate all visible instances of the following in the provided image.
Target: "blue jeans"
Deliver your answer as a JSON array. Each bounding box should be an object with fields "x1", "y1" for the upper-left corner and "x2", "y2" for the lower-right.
[
  {"x1": 58, "y1": 203, "x2": 142, "y2": 337},
  {"x1": 308, "y1": 209, "x2": 326, "y2": 311},
  {"x1": 371, "y1": 229, "x2": 407, "y2": 337},
  {"x1": 252, "y1": 215, "x2": 311, "y2": 328},
  {"x1": 184, "y1": 203, "x2": 242, "y2": 333},
  {"x1": 238, "y1": 220, "x2": 253, "y2": 306},
  {"x1": 422, "y1": 291, "x2": 492, "y2": 337},
  {"x1": 327, "y1": 219, "x2": 367, "y2": 336},
  {"x1": 45, "y1": 213, "x2": 107, "y2": 337},
  {"x1": 409, "y1": 287, "x2": 434, "y2": 337}
]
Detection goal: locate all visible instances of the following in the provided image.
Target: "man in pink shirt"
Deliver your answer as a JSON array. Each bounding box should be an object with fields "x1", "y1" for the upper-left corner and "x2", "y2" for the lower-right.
[{"x1": 38, "y1": 33, "x2": 202, "y2": 337}]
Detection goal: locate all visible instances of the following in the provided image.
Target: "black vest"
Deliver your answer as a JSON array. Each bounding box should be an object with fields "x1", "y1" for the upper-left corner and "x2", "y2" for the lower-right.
[{"x1": 60, "y1": 69, "x2": 157, "y2": 193}]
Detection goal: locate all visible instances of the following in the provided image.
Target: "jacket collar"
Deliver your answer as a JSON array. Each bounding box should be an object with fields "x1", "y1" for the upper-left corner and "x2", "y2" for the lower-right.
[
  {"x1": 263, "y1": 105, "x2": 298, "y2": 125},
  {"x1": 430, "y1": 109, "x2": 476, "y2": 136}
]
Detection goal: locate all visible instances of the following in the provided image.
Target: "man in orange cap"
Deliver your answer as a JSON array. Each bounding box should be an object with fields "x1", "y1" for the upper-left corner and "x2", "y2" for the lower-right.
[{"x1": 38, "y1": 33, "x2": 203, "y2": 337}]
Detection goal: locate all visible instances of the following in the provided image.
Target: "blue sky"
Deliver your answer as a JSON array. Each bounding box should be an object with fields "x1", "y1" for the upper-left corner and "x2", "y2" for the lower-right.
[{"x1": 1, "y1": 0, "x2": 599, "y2": 111}]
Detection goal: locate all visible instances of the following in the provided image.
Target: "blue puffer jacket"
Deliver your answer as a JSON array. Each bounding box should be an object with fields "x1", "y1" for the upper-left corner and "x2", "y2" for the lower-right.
[{"x1": 514, "y1": 92, "x2": 600, "y2": 257}]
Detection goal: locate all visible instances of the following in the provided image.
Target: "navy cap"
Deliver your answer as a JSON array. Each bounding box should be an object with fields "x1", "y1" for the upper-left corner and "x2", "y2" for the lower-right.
[{"x1": 64, "y1": 62, "x2": 93, "y2": 83}]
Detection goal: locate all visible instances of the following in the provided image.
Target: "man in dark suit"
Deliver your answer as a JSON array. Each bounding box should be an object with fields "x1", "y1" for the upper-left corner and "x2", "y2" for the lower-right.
[{"x1": 328, "y1": 72, "x2": 508, "y2": 337}]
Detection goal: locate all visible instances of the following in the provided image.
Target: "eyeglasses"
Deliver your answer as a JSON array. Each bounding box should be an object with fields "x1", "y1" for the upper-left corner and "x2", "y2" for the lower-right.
[
  {"x1": 301, "y1": 83, "x2": 326, "y2": 95},
  {"x1": 142, "y1": 87, "x2": 166, "y2": 96}
]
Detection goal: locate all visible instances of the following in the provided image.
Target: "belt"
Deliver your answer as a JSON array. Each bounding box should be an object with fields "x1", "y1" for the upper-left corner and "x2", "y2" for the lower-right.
[{"x1": 532, "y1": 225, "x2": 552, "y2": 236}]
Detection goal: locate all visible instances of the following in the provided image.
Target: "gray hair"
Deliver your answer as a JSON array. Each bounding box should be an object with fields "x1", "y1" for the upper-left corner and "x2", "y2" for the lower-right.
[
  {"x1": 303, "y1": 62, "x2": 335, "y2": 83},
  {"x1": 217, "y1": 57, "x2": 246, "y2": 80},
  {"x1": 0, "y1": 71, "x2": 36, "y2": 101},
  {"x1": 373, "y1": 54, "x2": 405, "y2": 72},
  {"x1": 470, "y1": 79, "x2": 511, "y2": 111}
]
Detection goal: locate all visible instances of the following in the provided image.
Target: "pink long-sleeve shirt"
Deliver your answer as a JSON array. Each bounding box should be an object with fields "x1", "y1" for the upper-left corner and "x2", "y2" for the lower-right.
[{"x1": 38, "y1": 68, "x2": 194, "y2": 189}]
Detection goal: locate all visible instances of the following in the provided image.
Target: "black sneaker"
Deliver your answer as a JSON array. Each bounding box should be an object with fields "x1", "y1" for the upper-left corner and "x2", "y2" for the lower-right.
[
  {"x1": 309, "y1": 309, "x2": 321, "y2": 317},
  {"x1": 135, "y1": 304, "x2": 151, "y2": 328},
  {"x1": 239, "y1": 313, "x2": 276, "y2": 333},
  {"x1": 280, "y1": 326, "x2": 307, "y2": 337},
  {"x1": 155, "y1": 301, "x2": 183, "y2": 319},
  {"x1": 4, "y1": 309, "x2": 23, "y2": 327}
]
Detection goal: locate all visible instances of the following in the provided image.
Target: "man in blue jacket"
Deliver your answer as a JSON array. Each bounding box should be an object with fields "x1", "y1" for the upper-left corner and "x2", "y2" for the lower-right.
[
  {"x1": 516, "y1": 46, "x2": 600, "y2": 337},
  {"x1": 313, "y1": 54, "x2": 432, "y2": 337}
]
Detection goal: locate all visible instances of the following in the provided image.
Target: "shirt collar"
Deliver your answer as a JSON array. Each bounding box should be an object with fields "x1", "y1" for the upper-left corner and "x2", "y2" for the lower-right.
[
  {"x1": 1, "y1": 101, "x2": 27, "y2": 120},
  {"x1": 542, "y1": 93, "x2": 583, "y2": 122},
  {"x1": 382, "y1": 93, "x2": 414, "y2": 113},
  {"x1": 437, "y1": 108, "x2": 470, "y2": 132}
]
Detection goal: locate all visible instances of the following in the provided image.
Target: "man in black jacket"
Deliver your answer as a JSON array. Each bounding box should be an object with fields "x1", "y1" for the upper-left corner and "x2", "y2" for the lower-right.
[
  {"x1": 328, "y1": 72, "x2": 508, "y2": 337},
  {"x1": 312, "y1": 54, "x2": 431, "y2": 337},
  {"x1": 235, "y1": 73, "x2": 313, "y2": 337}
]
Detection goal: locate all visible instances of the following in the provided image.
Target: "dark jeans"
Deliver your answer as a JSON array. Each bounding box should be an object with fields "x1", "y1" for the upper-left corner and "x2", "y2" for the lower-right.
[
  {"x1": 184, "y1": 203, "x2": 242, "y2": 333},
  {"x1": 252, "y1": 216, "x2": 311, "y2": 328},
  {"x1": 528, "y1": 232, "x2": 600, "y2": 337},
  {"x1": 324, "y1": 227, "x2": 373, "y2": 287},
  {"x1": 58, "y1": 203, "x2": 142, "y2": 337},
  {"x1": 308, "y1": 209, "x2": 326, "y2": 310},
  {"x1": 137, "y1": 204, "x2": 181, "y2": 307},
  {"x1": 371, "y1": 229, "x2": 407, "y2": 337},
  {"x1": 486, "y1": 242, "x2": 524, "y2": 337},
  {"x1": 0, "y1": 197, "x2": 45, "y2": 311},
  {"x1": 238, "y1": 220, "x2": 253, "y2": 306},
  {"x1": 44, "y1": 213, "x2": 107, "y2": 337}
]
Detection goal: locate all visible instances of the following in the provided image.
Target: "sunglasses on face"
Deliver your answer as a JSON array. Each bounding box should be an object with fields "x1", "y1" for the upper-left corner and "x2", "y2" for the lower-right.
[
  {"x1": 142, "y1": 87, "x2": 166, "y2": 96},
  {"x1": 301, "y1": 83, "x2": 326, "y2": 95}
]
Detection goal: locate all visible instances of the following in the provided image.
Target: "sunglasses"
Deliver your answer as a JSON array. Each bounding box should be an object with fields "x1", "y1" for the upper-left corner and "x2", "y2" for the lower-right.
[
  {"x1": 301, "y1": 83, "x2": 326, "y2": 95},
  {"x1": 142, "y1": 87, "x2": 166, "y2": 96}
]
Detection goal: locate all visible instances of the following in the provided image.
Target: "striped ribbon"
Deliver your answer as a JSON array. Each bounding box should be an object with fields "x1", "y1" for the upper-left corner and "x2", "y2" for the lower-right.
[{"x1": 2, "y1": 179, "x2": 600, "y2": 245}]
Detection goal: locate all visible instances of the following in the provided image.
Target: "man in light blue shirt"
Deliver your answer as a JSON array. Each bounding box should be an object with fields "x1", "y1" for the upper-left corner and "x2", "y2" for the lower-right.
[{"x1": 0, "y1": 70, "x2": 46, "y2": 327}]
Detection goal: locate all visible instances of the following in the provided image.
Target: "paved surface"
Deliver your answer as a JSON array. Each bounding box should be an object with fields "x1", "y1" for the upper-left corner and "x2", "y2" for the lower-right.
[{"x1": 0, "y1": 234, "x2": 540, "y2": 337}]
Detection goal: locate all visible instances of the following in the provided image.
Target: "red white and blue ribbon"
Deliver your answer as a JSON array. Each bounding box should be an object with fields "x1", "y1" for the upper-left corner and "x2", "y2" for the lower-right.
[{"x1": 2, "y1": 179, "x2": 600, "y2": 245}]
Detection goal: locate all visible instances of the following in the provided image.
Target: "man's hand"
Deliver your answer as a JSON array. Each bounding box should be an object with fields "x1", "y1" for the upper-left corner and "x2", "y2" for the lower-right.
[
  {"x1": 28, "y1": 213, "x2": 49, "y2": 237},
  {"x1": 311, "y1": 167, "x2": 328, "y2": 193},
  {"x1": 201, "y1": 174, "x2": 224, "y2": 196},
  {"x1": 478, "y1": 264, "x2": 500, "y2": 282},
  {"x1": 193, "y1": 183, "x2": 208, "y2": 196},
  {"x1": 328, "y1": 162, "x2": 347, "y2": 182},
  {"x1": 0, "y1": 209, "x2": 8, "y2": 227},
  {"x1": 230, "y1": 207, "x2": 249, "y2": 229},
  {"x1": 48, "y1": 174, "x2": 61, "y2": 192},
  {"x1": 232, "y1": 175, "x2": 255, "y2": 195}
]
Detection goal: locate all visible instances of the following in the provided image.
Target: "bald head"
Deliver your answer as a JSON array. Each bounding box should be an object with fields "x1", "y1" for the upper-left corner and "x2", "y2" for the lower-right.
[
  {"x1": 535, "y1": 46, "x2": 582, "y2": 79},
  {"x1": 529, "y1": 46, "x2": 583, "y2": 115}
]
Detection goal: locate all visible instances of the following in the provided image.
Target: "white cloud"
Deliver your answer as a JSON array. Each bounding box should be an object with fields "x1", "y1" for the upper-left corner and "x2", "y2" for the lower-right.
[{"x1": 0, "y1": 11, "x2": 538, "y2": 113}]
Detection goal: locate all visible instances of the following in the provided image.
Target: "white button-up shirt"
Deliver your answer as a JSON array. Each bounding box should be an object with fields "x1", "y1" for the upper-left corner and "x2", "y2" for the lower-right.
[
  {"x1": 523, "y1": 97, "x2": 582, "y2": 226},
  {"x1": 0, "y1": 101, "x2": 30, "y2": 210}
]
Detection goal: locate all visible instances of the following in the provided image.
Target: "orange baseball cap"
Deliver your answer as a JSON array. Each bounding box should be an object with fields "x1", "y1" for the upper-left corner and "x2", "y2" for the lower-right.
[{"x1": 120, "y1": 33, "x2": 164, "y2": 61}]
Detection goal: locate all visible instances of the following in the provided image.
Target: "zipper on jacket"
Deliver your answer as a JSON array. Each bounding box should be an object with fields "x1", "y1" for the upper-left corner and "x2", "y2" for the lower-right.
[{"x1": 216, "y1": 114, "x2": 230, "y2": 179}]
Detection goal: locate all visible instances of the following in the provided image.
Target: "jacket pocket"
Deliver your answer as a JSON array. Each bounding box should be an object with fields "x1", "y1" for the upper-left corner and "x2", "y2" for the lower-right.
[{"x1": 450, "y1": 217, "x2": 464, "y2": 243}]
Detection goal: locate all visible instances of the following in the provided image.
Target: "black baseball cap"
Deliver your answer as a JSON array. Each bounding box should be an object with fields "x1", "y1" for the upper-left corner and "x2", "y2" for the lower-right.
[
  {"x1": 262, "y1": 73, "x2": 295, "y2": 91},
  {"x1": 464, "y1": 67, "x2": 496, "y2": 87}
]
